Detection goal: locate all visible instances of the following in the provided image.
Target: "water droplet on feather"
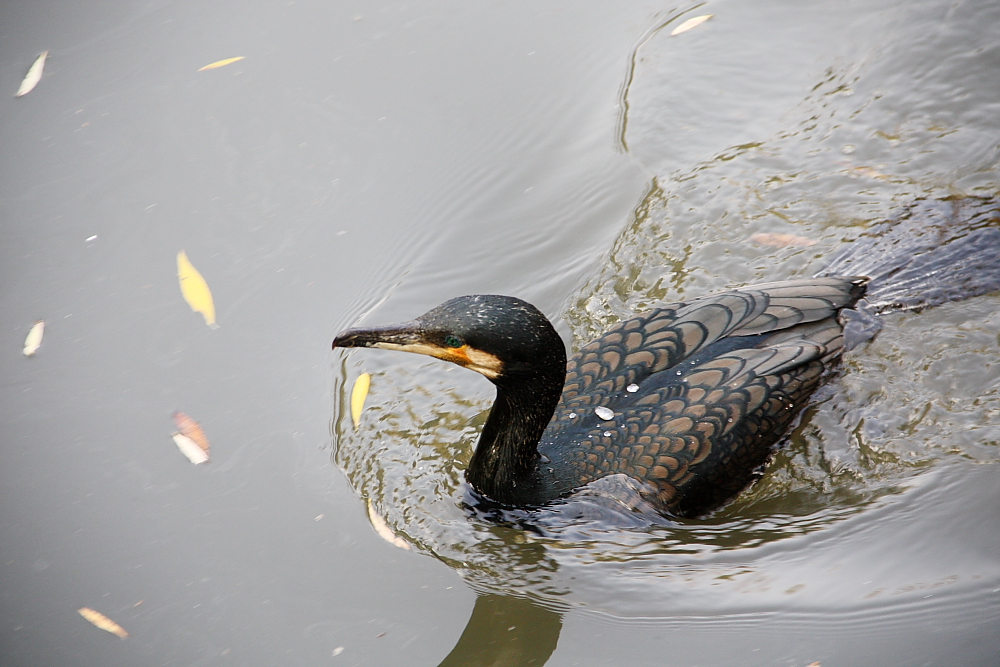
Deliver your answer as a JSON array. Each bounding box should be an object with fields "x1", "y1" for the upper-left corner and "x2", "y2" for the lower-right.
[{"x1": 594, "y1": 406, "x2": 614, "y2": 420}]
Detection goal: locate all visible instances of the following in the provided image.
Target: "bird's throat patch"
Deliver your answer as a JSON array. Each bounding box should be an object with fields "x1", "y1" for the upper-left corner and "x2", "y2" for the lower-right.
[{"x1": 455, "y1": 345, "x2": 503, "y2": 379}]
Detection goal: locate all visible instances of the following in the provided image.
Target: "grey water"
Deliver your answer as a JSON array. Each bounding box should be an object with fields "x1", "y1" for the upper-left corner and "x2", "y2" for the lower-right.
[{"x1": 2, "y1": 1, "x2": 998, "y2": 666}]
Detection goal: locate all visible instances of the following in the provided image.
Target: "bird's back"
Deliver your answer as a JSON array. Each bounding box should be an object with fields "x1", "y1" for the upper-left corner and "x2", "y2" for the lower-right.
[{"x1": 537, "y1": 277, "x2": 867, "y2": 518}]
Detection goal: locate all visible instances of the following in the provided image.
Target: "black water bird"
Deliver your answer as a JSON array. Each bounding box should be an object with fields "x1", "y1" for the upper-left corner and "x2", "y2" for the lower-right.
[{"x1": 333, "y1": 197, "x2": 1000, "y2": 519}]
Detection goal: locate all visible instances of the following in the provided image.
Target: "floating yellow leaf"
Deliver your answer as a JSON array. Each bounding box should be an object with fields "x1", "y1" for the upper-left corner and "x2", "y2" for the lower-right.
[
  {"x1": 173, "y1": 411, "x2": 210, "y2": 459},
  {"x1": 367, "y1": 499, "x2": 410, "y2": 550},
  {"x1": 177, "y1": 250, "x2": 218, "y2": 328},
  {"x1": 350, "y1": 373, "x2": 371, "y2": 429},
  {"x1": 16, "y1": 51, "x2": 48, "y2": 97},
  {"x1": 671, "y1": 14, "x2": 713, "y2": 36},
  {"x1": 750, "y1": 232, "x2": 818, "y2": 248},
  {"x1": 78, "y1": 607, "x2": 128, "y2": 639},
  {"x1": 172, "y1": 433, "x2": 209, "y2": 464},
  {"x1": 23, "y1": 320, "x2": 44, "y2": 356},
  {"x1": 198, "y1": 57, "x2": 245, "y2": 71}
]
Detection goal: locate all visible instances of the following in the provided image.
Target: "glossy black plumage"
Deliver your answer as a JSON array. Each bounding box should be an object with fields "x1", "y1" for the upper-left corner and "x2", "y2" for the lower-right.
[{"x1": 538, "y1": 278, "x2": 866, "y2": 517}]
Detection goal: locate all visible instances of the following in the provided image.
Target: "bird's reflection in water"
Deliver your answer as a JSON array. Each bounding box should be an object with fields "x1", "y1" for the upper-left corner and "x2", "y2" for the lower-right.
[{"x1": 437, "y1": 593, "x2": 563, "y2": 667}]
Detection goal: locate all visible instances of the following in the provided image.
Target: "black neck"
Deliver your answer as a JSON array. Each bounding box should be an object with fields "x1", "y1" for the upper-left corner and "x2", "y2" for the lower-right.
[{"x1": 466, "y1": 363, "x2": 565, "y2": 506}]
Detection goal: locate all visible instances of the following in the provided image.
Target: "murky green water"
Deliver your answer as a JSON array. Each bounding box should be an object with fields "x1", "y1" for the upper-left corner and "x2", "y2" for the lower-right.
[
  {"x1": 2, "y1": 0, "x2": 997, "y2": 665},
  {"x1": 333, "y1": 0, "x2": 1000, "y2": 662}
]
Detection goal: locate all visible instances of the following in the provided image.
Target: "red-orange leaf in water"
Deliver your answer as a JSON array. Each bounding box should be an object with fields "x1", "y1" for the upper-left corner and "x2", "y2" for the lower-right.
[
  {"x1": 749, "y1": 232, "x2": 818, "y2": 248},
  {"x1": 172, "y1": 411, "x2": 210, "y2": 457}
]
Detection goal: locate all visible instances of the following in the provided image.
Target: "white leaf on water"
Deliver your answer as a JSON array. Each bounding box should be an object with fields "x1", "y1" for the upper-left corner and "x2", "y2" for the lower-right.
[
  {"x1": 78, "y1": 607, "x2": 129, "y2": 639},
  {"x1": 16, "y1": 51, "x2": 48, "y2": 97},
  {"x1": 173, "y1": 432, "x2": 209, "y2": 464},
  {"x1": 23, "y1": 321, "x2": 44, "y2": 356},
  {"x1": 367, "y1": 499, "x2": 410, "y2": 550},
  {"x1": 671, "y1": 14, "x2": 713, "y2": 36}
]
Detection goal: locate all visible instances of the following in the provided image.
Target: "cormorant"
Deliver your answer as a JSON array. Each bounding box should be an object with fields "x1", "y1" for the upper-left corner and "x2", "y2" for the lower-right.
[{"x1": 333, "y1": 197, "x2": 1000, "y2": 519}]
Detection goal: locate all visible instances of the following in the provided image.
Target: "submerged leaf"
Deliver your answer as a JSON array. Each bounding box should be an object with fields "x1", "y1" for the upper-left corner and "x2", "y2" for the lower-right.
[
  {"x1": 198, "y1": 57, "x2": 245, "y2": 71},
  {"x1": 23, "y1": 320, "x2": 44, "y2": 356},
  {"x1": 367, "y1": 499, "x2": 410, "y2": 550},
  {"x1": 173, "y1": 411, "x2": 210, "y2": 457},
  {"x1": 78, "y1": 607, "x2": 128, "y2": 639},
  {"x1": 173, "y1": 433, "x2": 209, "y2": 464},
  {"x1": 16, "y1": 51, "x2": 48, "y2": 97},
  {"x1": 749, "y1": 232, "x2": 818, "y2": 248},
  {"x1": 671, "y1": 14, "x2": 713, "y2": 36},
  {"x1": 177, "y1": 250, "x2": 218, "y2": 328},
  {"x1": 849, "y1": 166, "x2": 889, "y2": 180},
  {"x1": 350, "y1": 373, "x2": 371, "y2": 429}
]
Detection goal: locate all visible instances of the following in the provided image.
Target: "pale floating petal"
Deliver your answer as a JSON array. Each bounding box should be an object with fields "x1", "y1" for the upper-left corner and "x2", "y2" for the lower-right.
[
  {"x1": 671, "y1": 14, "x2": 713, "y2": 36},
  {"x1": 78, "y1": 607, "x2": 129, "y2": 639},
  {"x1": 172, "y1": 411, "x2": 210, "y2": 458},
  {"x1": 16, "y1": 51, "x2": 48, "y2": 97},
  {"x1": 749, "y1": 232, "x2": 818, "y2": 248},
  {"x1": 350, "y1": 373, "x2": 371, "y2": 429},
  {"x1": 177, "y1": 250, "x2": 218, "y2": 328},
  {"x1": 366, "y1": 499, "x2": 410, "y2": 550},
  {"x1": 198, "y1": 57, "x2": 245, "y2": 71},
  {"x1": 23, "y1": 320, "x2": 45, "y2": 356},
  {"x1": 173, "y1": 432, "x2": 209, "y2": 464},
  {"x1": 595, "y1": 406, "x2": 614, "y2": 420}
]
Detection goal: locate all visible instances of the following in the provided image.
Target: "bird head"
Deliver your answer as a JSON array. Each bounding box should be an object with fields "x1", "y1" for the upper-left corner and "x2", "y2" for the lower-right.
[{"x1": 332, "y1": 295, "x2": 566, "y2": 382}]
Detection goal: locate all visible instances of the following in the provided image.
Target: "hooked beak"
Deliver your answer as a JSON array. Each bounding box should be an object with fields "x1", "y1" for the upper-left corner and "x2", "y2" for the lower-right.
[
  {"x1": 332, "y1": 321, "x2": 425, "y2": 351},
  {"x1": 332, "y1": 322, "x2": 503, "y2": 380}
]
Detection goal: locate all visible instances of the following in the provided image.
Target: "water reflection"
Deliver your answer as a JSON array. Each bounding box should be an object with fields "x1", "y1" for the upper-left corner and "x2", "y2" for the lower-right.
[{"x1": 437, "y1": 593, "x2": 562, "y2": 667}]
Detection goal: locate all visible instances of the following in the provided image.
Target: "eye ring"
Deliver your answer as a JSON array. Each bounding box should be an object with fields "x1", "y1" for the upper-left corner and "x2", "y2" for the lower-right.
[{"x1": 444, "y1": 335, "x2": 464, "y2": 348}]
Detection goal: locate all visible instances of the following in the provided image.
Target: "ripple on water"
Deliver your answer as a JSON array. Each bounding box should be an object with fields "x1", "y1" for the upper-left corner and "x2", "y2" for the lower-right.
[
  {"x1": 331, "y1": 325, "x2": 1000, "y2": 617},
  {"x1": 329, "y1": 0, "x2": 1000, "y2": 626}
]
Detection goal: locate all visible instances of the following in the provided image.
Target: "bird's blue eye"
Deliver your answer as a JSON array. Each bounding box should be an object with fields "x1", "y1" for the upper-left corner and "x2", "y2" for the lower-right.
[{"x1": 444, "y1": 335, "x2": 463, "y2": 348}]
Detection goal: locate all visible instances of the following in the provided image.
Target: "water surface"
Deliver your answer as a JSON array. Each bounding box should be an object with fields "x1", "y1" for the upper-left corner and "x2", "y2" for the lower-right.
[{"x1": 2, "y1": 0, "x2": 998, "y2": 665}]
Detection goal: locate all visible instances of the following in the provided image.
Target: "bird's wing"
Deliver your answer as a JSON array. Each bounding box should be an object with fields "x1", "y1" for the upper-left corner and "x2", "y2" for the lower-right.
[
  {"x1": 556, "y1": 317, "x2": 845, "y2": 518},
  {"x1": 726, "y1": 278, "x2": 867, "y2": 335},
  {"x1": 550, "y1": 278, "x2": 864, "y2": 434}
]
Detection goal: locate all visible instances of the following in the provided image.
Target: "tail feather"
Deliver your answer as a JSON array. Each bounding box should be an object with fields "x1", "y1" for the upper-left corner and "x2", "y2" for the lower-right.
[{"x1": 819, "y1": 197, "x2": 1000, "y2": 312}]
